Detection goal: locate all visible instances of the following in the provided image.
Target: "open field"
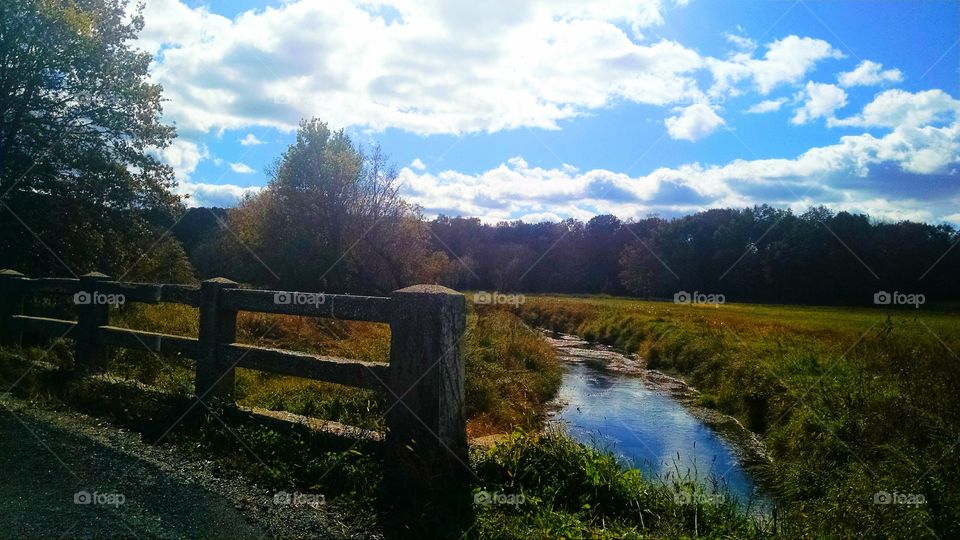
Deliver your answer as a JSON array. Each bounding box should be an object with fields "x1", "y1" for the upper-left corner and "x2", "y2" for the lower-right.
[{"x1": 504, "y1": 294, "x2": 960, "y2": 537}]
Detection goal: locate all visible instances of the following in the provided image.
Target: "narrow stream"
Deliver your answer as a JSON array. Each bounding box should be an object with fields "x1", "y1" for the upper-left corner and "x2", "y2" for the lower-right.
[{"x1": 545, "y1": 332, "x2": 768, "y2": 505}]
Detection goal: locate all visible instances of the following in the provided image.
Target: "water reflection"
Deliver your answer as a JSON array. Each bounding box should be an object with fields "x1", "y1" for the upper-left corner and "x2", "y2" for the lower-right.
[{"x1": 553, "y1": 355, "x2": 761, "y2": 503}]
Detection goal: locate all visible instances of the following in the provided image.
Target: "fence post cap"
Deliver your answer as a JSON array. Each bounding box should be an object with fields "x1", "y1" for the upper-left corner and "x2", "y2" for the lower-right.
[
  {"x1": 202, "y1": 277, "x2": 238, "y2": 286},
  {"x1": 392, "y1": 284, "x2": 462, "y2": 296},
  {"x1": 81, "y1": 272, "x2": 110, "y2": 279},
  {"x1": 0, "y1": 269, "x2": 24, "y2": 277}
]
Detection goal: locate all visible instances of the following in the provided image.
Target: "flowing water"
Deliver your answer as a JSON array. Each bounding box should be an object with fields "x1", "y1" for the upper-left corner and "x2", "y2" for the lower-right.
[{"x1": 545, "y1": 332, "x2": 768, "y2": 505}]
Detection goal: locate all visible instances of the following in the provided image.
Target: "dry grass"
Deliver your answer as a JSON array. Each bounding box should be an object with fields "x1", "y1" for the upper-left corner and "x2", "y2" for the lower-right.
[{"x1": 107, "y1": 300, "x2": 560, "y2": 435}]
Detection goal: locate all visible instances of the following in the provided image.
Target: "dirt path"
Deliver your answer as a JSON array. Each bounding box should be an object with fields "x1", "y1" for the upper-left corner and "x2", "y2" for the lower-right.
[{"x1": 0, "y1": 394, "x2": 349, "y2": 539}]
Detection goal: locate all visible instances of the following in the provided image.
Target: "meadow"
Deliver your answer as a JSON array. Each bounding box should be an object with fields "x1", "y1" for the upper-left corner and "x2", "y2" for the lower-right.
[{"x1": 507, "y1": 295, "x2": 960, "y2": 538}]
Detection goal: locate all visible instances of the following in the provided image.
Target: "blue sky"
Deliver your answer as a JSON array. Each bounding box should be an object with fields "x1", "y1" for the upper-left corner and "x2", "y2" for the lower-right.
[{"x1": 138, "y1": 0, "x2": 960, "y2": 224}]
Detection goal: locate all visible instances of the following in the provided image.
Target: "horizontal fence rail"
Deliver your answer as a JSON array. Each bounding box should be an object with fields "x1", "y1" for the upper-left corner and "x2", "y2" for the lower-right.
[
  {"x1": 220, "y1": 343, "x2": 389, "y2": 391},
  {"x1": 9, "y1": 314, "x2": 77, "y2": 338},
  {"x1": 9, "y1": 277, "x2": 81, "y2": 295},
  {"x1": 220, "y1": 288, "x2": 392, "y2": 322},
  {"x1": 96, "y1": 326, "x2": 200, "y2": 357},
  {"x1": 0, "y1": 269, "x2": 467, "y2": 503}
]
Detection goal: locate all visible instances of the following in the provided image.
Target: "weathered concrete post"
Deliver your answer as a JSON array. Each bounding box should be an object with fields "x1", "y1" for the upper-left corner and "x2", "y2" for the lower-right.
[
  {"x1": 385, "y1": 284, "x2": 468, "y2": 508},
  {"x1": 74, "y1": 272, "x2": 111, "y2": 373},
  {"x1": 0, "y1": 269, "x2": 26, "y2": 347},
  {"x1": 196, "y1": 277, "x2": 239, "y2": 403}
]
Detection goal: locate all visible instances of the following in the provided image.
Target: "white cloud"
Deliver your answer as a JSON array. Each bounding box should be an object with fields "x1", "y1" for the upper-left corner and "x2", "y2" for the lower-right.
[
  {"x1": 179, "y1": 182, "x2": 262, "y2": 207},
  {"x1": 137, "y1": 0, "x2": 704, "y2": 135},
  {"x1": 239, "y1": 133, "x2": 264, "y2": 146},
  {"x1": 410, "y1": 158, "x2": 426, "y2": 171},
  {"x1": 664, "y1": 104, "x2": 725, "y2": 141},
  {"x1": 724, "y1": 32, "x2": 756, "y2": 52},
  {"x1": 832, "y1": 89, "x2": 960, "y2": 128},
  {"x1": 708, "y1": 35, "x2": 844, "y2": 95},
  {"x1": 518, "y1": 211, "x2": 564, "y2": 223},
  {"x1": 398, "y1": 121, "x2": 960, "y2": 222},
  {"x1": 792, "y1": 82, "x2": 847, "y2": 125},
  {"x1": 151, "y1": 139, "x2": 209, "y2": 182},
  {"x1": 838, "y1": 60, "x2": 903, "y2": 87},
  {"x1": 745, "y1": 98, "x2": 787, "y2": 114},
  {"x1": 230, "y1": 162, "x2": 256, "y2": 174},
  {"x1": 148, "y1": 138, "x2": 262, "y2": 206}
]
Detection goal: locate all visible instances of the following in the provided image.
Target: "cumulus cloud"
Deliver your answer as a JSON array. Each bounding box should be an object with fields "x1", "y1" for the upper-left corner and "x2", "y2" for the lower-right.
[
  {"x1": 180, "y1": 182, "x2": 261, "y2": 207},
  {"x1": 398, "y1": 121, "x2": 960, "y2": 223},
  {"x1": 838, "y1": 60, "x2": 903, "y2": 87},
  {"x1": 745, "y1": 98, "x2": 787, "y2": 114},
  {"x1": 665, "y1": 104, "x2": 726, "y2": 141},
  {"x1": 792, "y1": 82, "x2": 847, "y2": 125},
  {"x1": 708, "y1": 35, "x2": 844, "y2": 95},
  {"x1": 136, "y1": 0, "x2": 706, "y2": 135},
  {"x1": 832, "y1": 89, "x2": 960, "y2": 128},
  {"x1": 724, "y1": 32, "x2": 756, "y2": 52},
  {"x1": 151, "y1": 139, "x2": 208, "y2": 181},
  {"x1": 410, "y1": 158, "x2": 426, "y2": 171},
  {"x1": 149, "y1": 139, "x2": 261, "y2": 206},
  {"x1": 230, "y1": 162, "x2": 256, "y2": 174},
  {"x1": 239, "y1": 133, "x2": 264, "y2": 146}
]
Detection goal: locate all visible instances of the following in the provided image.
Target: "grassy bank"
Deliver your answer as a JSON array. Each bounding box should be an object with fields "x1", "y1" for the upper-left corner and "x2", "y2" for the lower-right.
[
  {"x1": 101, "y1": 302, "x2": 561, "y2": 435},
  {"x1": 504, "y1": 295, "x2": 960, "y2": 537},
  {"x1": 470, "y1": 430, "x2": 766, "y2": 539}
]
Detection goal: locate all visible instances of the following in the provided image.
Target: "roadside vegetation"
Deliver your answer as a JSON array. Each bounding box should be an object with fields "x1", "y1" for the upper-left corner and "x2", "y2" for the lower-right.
[
  {"x1": 506, "y1": 295, "x2": 960, "y2": 538},
  {"x1": 99, "y1": 301, "x2": 561, "y2": 435}
]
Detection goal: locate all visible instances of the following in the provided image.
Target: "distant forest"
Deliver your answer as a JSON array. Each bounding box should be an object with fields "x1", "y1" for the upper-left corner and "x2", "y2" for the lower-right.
[{"x1": 173, "y1": 203, "x2": 959, "y2": 306}]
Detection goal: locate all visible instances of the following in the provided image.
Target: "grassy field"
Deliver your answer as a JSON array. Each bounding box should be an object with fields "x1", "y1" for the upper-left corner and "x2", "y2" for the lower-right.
[{"x1": 502, "y1": 294, "x2": 960, "y2": 538}]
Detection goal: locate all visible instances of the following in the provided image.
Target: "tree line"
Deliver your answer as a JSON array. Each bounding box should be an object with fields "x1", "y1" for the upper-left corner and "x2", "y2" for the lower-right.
[{"x1": 177, "y1": 195, "x2": 960, "y2": 304}]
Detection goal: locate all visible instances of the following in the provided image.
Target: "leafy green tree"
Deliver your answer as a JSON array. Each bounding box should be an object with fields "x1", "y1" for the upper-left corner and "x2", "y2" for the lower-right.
[
  {"x1": 0, "y1": 0, "x2": 188, "y2": 279},
  {"x1": 221, "y1": 119, "x2": 450, "y2": 293}
]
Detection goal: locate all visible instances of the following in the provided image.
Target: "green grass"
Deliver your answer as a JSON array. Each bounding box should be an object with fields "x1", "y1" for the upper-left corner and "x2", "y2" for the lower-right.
[
  {"x1": 505, "y1": 294, "x2": 960, "y2": 538},
  {"x1": 471, "y1": 430, "x2": 767, "y2": 539}
]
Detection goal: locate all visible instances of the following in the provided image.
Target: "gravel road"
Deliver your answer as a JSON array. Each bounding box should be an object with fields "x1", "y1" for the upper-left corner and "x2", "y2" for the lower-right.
[{"x1": 0, "y1": 393, "x2": 360, "y2": 539}]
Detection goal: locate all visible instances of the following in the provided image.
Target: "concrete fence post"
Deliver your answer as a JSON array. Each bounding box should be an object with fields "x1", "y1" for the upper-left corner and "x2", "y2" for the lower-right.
[
  {"x1": 0, "y1": 269, "x2": 26, "y2": 347},
  {"x1": 196, "y1": 277, "x2": 239, "y2": 403},
  {"x1": 385, "y1": 284, "x2": 468, "y2": 505},
  {"x1": 74, "y1": 272, "x2": 111, "y2": 373}
]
